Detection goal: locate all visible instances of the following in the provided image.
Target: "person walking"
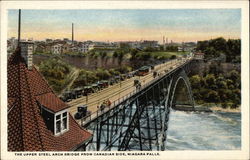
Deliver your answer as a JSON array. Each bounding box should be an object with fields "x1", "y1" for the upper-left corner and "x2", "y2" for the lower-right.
[{"x1": 107, "y1": 99, "x2": 111, "y2": 107}]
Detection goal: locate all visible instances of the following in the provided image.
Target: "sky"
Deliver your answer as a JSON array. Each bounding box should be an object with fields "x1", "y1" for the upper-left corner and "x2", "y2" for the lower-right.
[{"x1": 8, "y1": 9, "x2": 241, "y2": 43}]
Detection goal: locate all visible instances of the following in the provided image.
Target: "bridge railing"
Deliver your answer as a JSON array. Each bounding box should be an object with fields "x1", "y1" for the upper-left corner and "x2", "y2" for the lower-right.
[
  {"x1": 80, "y1": 58, "x2": 193, "y2": 126},
  {"x1": 81, "y1": 88, "x2": 138, "y2": 126}
]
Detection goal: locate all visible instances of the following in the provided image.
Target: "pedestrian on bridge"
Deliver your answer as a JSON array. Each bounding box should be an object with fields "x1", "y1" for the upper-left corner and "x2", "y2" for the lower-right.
[
  {"x1": 107, "y1": 99, "x2": 111, "y2": 107},
  {"x1": 136, "y1": 82, "x2": 141, "y2": 91},
  {"x1": 100, "y1": 103, "x2": 105, "y2": 113}
]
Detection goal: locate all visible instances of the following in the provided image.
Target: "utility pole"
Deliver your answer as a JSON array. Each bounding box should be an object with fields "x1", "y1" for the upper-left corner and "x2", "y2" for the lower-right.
[
  {"x1": 85, "y1": 72, "x2": 88, "y2": 105},
  {"x1": 18, "y1": 9, "x2": 21, "y2": 46}
]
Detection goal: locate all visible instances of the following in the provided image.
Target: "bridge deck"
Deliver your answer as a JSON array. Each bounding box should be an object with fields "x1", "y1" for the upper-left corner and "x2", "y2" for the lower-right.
[{"x1": 67, "y1": 57, "x2": 193, "y2": 125}]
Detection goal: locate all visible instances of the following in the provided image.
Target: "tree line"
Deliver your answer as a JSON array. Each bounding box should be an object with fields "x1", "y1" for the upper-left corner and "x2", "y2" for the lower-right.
[
  {"x1": 190, "y1": 69, "x2": 240, "y2": 108},
  {"x1": 196, "y1": 37, "x2": 241, "y2": 63},
  {"x1": 190, "y1": 37, "x2": 241, "y2": 108}
]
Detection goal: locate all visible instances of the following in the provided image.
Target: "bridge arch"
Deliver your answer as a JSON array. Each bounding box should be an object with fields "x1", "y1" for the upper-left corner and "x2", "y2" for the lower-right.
[
  {"x1": 169, "y1": 72, "x2": 195, "y2": 109},
  {"x1": 159, "y1": 69, "x2": 195, "y2": 150}
]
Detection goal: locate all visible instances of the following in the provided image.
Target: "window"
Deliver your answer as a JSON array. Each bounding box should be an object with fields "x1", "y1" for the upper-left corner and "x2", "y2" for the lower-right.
[
  {"x1": 54, "y1": 110, "x2": 68, "y2": 135},
  {"x1": 62, "y1": 112, "x2": 67, "y2": 130}
]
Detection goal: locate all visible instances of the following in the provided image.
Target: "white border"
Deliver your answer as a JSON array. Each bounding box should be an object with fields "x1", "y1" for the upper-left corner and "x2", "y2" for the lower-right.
[{"x1": 1, "y1": 1, "x2": 249, "y2": 160}]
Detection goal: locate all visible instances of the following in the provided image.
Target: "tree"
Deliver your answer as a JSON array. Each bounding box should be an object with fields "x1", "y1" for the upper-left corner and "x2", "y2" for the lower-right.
[
  {"x1": 96, "y1": 68, "x2": 112, "y2": 80},
  {"x1": 227, "y1": 70, "x2": 240, "y2": 83},
  {"x1": 205, "y1": 90, "x2": 220, "y2": 103},
  {"x1": 130, "y1": 49, "x2": 138, "y2": 60},
  {"x1": 109, "y1": 68, "x2": 120, "y2": 76},
  {"x1": 209, "y1": 37, "x2": 228, "y2": 53},
  {"x1": 190, "y1": 75, "x2": 202, "y2": 89},
  {"x1": 205, "y1": 74, "x2": 216, "y2": 87},
  {"x1": 217, "y1": 80, "x2": 228, "y2": 89},
  {"x1": 197, "y1": 40, "x2": 209, "y2": 51},
  {"x1": 196, "y1": 37, "x2": 241, "y2": 63},
  {"x1": 227, "y1": 39, "x2": 241, "y2": 62},
  {"x1": 204, "y1": 47, "x2": 219, "y2": 59},
  {"x1": 170, "y1": 55, "x2": 177, "y2": 59},
  {"x1": 39, "y1": 57, "x2": 71, "y2": 93}
]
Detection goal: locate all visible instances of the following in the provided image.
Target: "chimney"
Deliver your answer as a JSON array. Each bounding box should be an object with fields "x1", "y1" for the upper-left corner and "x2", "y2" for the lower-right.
[{"x1": 20, "y1": 41, "x2": 34, "y2": 70}]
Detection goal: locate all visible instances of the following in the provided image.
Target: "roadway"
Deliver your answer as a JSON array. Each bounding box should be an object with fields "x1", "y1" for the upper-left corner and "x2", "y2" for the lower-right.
[{"x1": 68, "y1": 57, "x2": 192, "y2": 119}]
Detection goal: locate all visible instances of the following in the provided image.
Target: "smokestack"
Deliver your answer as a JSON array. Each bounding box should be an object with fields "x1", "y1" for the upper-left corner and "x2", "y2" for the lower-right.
[
  {"x1": 72, "y1": 23, "x2": 74, "y2": 44},
  {"x1": 163, "y1": 36, "x2": 165, "y2": 44},
  {"x1": 18, "y1": 9, "x2": 21, "y2": 45}
]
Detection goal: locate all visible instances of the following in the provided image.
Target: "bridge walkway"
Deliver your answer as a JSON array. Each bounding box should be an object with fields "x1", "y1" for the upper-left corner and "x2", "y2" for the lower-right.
[{"x1": 67, "y1": 57, "x2": 193, "y2": 125}]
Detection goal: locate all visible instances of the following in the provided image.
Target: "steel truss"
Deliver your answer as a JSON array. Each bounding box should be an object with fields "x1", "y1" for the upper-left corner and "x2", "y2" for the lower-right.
[{"x1": 84, "y1": 60, "x2": 196, "y2": 151}]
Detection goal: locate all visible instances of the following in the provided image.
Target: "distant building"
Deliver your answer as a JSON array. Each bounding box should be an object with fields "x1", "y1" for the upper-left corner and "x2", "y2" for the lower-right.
[
  {"x1": 35, "y1": 43, "x2": 46, "y2": 53},
  {"x1": 79, "y1": 42, "x2": 92, "y2": 53},
  {"x1": 7, "y1": 37, "x2": 18, "y2": 52},
  {"x1": 51, "y1": 44, "x2": 63, "y2": 54},
  {"x1": 63, "y1": 38, "x2": 71, "y2": 43},
  {"x1": 118, "y1": 41, "x2": 141, "y2": 49},
  {"x1": 88, "y1": 42, "x2": 118, "y2": 51},
  {"x1": 54, "y1": 39, "x2": 61, "y2": 43},
  {"x1": 7, "y1": 42, "x2": 92, "y2": 151},
  {"x1": 45, "y1": 44, "x2": 53, "y2": 54},
  {"x1": 70, "y1": 44, "x2": 79, "y2": 53},
  {"x1": 178, "y1": 46, "x2": 183, "y2": 52},
  {"x1": 183, "y1": 42, "x2": 196, "y2": 52},
  {"x1": 45, "y1": 38, "x2": 53, "y2": 43},
  {"x1": 194, "y1": 52, "x2": 204, "y2": 59},
  {"x1": 62, "y1": 43, "x2": 71, "y2": 54},
  {"x1": 140, "y1": 40, "x2": 158, "y2": 49}
]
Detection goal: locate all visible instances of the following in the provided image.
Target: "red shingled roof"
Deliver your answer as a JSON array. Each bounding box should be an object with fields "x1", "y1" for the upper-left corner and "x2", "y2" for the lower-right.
[
  {"x1": 7, "y1": 48, "x2": 92, "y2": 151},
  {"x1": 36, "y1": 93, "x2": 68, "y2": 112}
]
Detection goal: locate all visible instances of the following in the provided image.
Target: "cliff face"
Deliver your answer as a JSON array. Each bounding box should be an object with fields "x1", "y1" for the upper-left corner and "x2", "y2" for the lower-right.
[{"x1": 189, "y1": 60, "x2": 241, "y2": 77}]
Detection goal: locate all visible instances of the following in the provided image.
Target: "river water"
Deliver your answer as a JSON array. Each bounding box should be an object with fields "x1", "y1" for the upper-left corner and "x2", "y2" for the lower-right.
[
  {"x1": 86, "y1": 106, "x2": 241, "y2": 151},
  {"x1": 166, "y1": 109, "x2": 241, "y2": 150}
]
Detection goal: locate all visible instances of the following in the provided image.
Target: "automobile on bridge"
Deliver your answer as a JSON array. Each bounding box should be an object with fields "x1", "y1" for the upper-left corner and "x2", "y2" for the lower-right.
[
  {"x1": 83, "y1": 86, "x2": 95, "y2": 96},
  {"x1": 125, "y1": 73, "x2": 133, "y2": 79},
  {"x1": 73, "y1": 87, "x2": 84, "y2": 98},
  {"x1": 114, "y1": 75, "x2": 122, "y2": 82},
  {"x1": 109, "y1": 78, "x2": 117, "y2": 85},
  {"x1": 120, "y1": 74, "x2": 126, "y2": 81},
  {"x1": 60, "y1": 90, "x2": 77, "y2": 102},
  {"x1": 98, "y1": 80, "x2": 109, "y2": 88},
  {"x1": 91, "y1": 83, "x2": 101, "y2": 92},
  {"x1": 74, "y1": 105, "x2": 91, "y2": 120}
]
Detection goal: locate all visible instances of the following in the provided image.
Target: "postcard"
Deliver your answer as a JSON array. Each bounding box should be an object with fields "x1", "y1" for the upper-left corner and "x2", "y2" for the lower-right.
[{"x1": 0, "y1": 1, "x2": 249, "y2": 160}]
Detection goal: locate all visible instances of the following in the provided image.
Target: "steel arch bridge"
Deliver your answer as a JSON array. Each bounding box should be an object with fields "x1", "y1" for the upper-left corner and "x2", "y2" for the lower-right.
[{"x1": 81, "y1": 59, "x2": 196, "y2": 151}]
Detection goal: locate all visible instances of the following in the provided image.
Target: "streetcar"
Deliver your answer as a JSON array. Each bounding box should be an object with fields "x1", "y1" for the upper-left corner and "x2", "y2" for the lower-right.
[{"x1": 137, "y1": 66, "x2": 151, "y2": 76}]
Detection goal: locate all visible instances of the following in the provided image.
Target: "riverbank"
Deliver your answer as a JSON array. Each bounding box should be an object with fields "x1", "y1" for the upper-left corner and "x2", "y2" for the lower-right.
[
  {"x1": 196, "y1": 103, "x2": 241, "y2": 113},
  {"x1": 210, "y1": 106, "x2": 241, "y2": 113}
]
